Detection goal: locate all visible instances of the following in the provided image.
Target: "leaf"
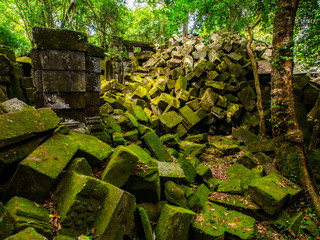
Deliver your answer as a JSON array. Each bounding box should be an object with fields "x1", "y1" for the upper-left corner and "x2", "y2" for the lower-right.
[{"x1": 241, "y1": 227, "x2": 252, "y2": 231}]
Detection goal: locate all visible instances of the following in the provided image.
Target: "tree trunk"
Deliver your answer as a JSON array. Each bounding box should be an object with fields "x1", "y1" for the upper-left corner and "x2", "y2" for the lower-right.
[
  {"x1": 182, "y1": 19, "x2": 188, "y2": 37},
  {"x1": 246, "y1": 13, "x2": 266, "y2": 140},
  {"x1": 271, "y1": 0, "x2": 320, "y2": 217}
]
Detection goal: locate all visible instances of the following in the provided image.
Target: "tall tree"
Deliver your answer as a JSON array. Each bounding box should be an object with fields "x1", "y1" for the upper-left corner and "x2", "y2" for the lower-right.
[{"x1": 271, "y1": 0, "x2": 320, "y2": 216}]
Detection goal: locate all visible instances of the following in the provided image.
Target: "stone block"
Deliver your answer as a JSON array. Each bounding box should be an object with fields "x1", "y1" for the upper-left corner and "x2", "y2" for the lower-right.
[
  {"x1": 32, "y1": 26, "x2": 88, "y2": 51},
  {"x1": 247, "y1": 139, "x2": 274, "y2": 153},
  {"x1": 248, "y1": 173, "x2": 301, "y2": 215},
  {"x1": 238, "y1": 86, "x2": 256, "y2": 111},
  {"x1": 200, "y1": 88, "x2": 219, "y2": 111},
  {"x1": 67, "y1": 132, "x2": 113, "y2": 165},
  {"x1": 164, "y1": 181, "x2": 187, "y2": 207},
  {"x1": 138, "y1": 207, "x2": 154, "y2": 240},
  {"x1": 57, "y1": 174, "x2": 108, "y2": 237},
  {"x1": 142, "y1": 131, "x2": 172, "y2": 162},
  {"x1": 4, "y1": 227, "x2": 47, "y2": 240},
  {"x1": 179, "y1": 105, "x2": 201, "y2": 129},
  {"x1": 0, "y1": 98, "x2": 34, "y2": 113},
  {"x1": 4, "y1": 134, "x2": 78, "y2": 202},
  {"x1": 217, "y1": 178, "x2": 243, "y2": 194},
  {"x1": 156, "y1": 204, "x2": 195, "y2": 240},
  {"x1": 5, "y1": 197, "x2": 52, "y2": 238},
  {"x1": 158, "y1": 161, "x2": 185, "y2": 181},
  {"x1": 36, "y1": 49, "x2": 85, "y2": 70},
  {"x1": 232, "y1": 127, "x2": 258, "y2": 145},
  {"x1": 101, "y1": 145, "x2": 139, "y2": 187},
  {"x1": 41, "y1": 70, "x2": 86, "y2": 92},
  {"x1": 85, "y1": 92, "x2": 100, "y2": 107},
  {"x1": 159, "y1": 111, "x2": 183, "y2": 132},
  {"x1": 0, "y1": 108, "x2": 60, "y2": 148},
  {"x1": 0, "y1": 202, "x2": 15, "y2": 239},
  {"x1": 37, "y1": 93, "x2": 86, "y2": 109},
  {"x1": 86, "y1": 56, "x2": 101, "y2": 73}
]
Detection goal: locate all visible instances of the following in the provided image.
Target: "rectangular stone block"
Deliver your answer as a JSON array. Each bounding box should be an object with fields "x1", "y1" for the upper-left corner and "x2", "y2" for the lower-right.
[
  {"x1": 32, "y1": 26, "x2": 88, "y2": 51},
  {"x1": 21, "y1": 77, "x2": 34, "y2": 88},
  {"x1": 86, "y1": 73, "x2": 101, "y2": 92},
  {"x1": 4, "y1": 133, "x2": 78, "y2": 202},
  {"x1": 87, "y1": 43, "x2": 105, "y2": 58},
  {"x1": 55, "y1": 109, "x2": 86, "y2": 123},
  {"x1": 0, "y1": 108, "x2": 60, "y2": 148},
  {"x1": 85, "y1": 92, "x2": 100, "y2": 107},
  {"x1": 41, "y1": 70, "x2": 86, "y2": 92},
  {"x1": 86, "y1": 56, "x2": 101, "y2": 73},
  {"x1": 39, "y1": 49, "x2": 85, "y2": 71},
  {"x1": 0, "y1": 75, "x2": 10, "y2": 83}
]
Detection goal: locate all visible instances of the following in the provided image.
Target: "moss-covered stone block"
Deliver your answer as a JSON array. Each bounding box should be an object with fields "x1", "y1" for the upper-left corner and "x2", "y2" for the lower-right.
[
  {"x1": 4, "y1": 133, "x2": 78, "y2": 202},
  {"x1": 179, "y1": 141, "x2": 206, "y2": 157},
  {"x1": 238, "y1": 86, "x2": 256, "y2": 111},
  {"x1": 127, "y1": 160, "x2": 160, "y2": 203},
  {"x1": 93, "y1": 182, "x2": 136, "y2": 240},
  {"x1": 156, "y1": 204, "x2": 195, "y2": 240},
  {"x1": 236, "y1": 152, "x2": 257, "y2": 169},
  {"x1": 129, "y1": 105, "x2": 149, "y2": 122},
  {"x1": 185, "y1": 133, "x2": 208, "y2": 143},
  {"x1": 208, "y1": 192, "x2": 260, "y2": 211},
  {"x1": 191, "y1": 201, "x2": 256, "y2": 240},
  {"x1": 5, "y1": 197, "x2": 52, "y2": 238},
  {"x1": 159, "y1": 111, "x2": 183, "y2": 132},
  {"x1": 101, "y1": 145, "x2": 139, "y2": 188},
  {"x1": 232, "y1": 127, "x2": 258, "y2": 145},
  {"x1": 158, "y1": 161, "x2": 185, "y2": 181},
  {"x1": 179, "y1": 105, "x2": 201, "y2": 129},
  {"x1": 0, "y1": 98, "x2": 34, "y2": 113},
  {"x1": 209, "y1": 137, "x2": 240, "y2": 156},
  {"x1": 67, "y1": 132, "x2": 113, "y2": 165},
  {"x1": 66, "y1": 157, "x2": 93, "y2": 177},
  {"x1": 178, "y1": 155, "x2": 197, "y2": 183},
  {"x1": 217, "y1": 178, "x2": 243, "y2": 194},
  {"x1": 126, "y1": 144, "x2": 154, "y2": 164},
  {"x1": 124, "y1": 129, "x2": 139, "y2": 142},
  {"x1": 4, "y1": 227, "x2": 47, "y2": 240},
  {"x1": 0, "y1": 202, "x2": 15, "y2": 239},
  {"x1": 142, "y1": 131, "x2": 172, "y2": 162},
  {"x1": 164, "y1": 181, "x2": 187, "y2": 207},
  {"x1": 200, "y1": 88, "x2": 219, "y2": 112},
  {"x1": 0, "y1": 108, "x2": 60, "y2": 148},
  {"x1": 248, "y1": 173, "x2": 301, "y2": 215},
  {"x1": 226, "y1": 163, "x2": 261, "y2": 190},
  {"x1": 138, "y1": 207, "x2": 154, "y2": 240},
  {"x1": 247, "y1": 139, "x2": 274, "y2": 153}
]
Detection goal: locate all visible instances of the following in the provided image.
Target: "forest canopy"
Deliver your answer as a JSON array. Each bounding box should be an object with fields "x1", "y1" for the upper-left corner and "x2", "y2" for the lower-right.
[{"x1": 0, "y1": 0, "x2": 319, "y2": 70}]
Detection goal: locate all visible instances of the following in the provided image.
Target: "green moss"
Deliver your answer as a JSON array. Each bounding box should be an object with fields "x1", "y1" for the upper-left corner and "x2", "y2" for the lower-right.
[
  {"x1": 164, "y1": 181, "x2": 187, "y2": 207},
  {"x1": 4, "y1": 227, "x2": 47, "y2": 240},
  {"x1": 67, "y1": 132, "x2": 113, "y2": 165},
  {"x1": 5, "y1": 197, "x2": 52, "y2": 239},
  {"x1": 159, "y1": 111, "x2": 183, "y2": 130},
  {"x1": 138, "y1": 207, "x2": 154, "y2": 240},
  {"x1": 142, "y1": 131, "x2": 172, "y2": 162},
  {"x1": 101, "y1": 145, "x2": 139, "y2": 187},
  {"x1": 4, "y1": 133, "x2": 78, "y2": 202},
  {"x1": 0, "y1": 202, "x2": 15, "y2": 239},
  {"x1": 0, "y1": 108, "x2": 60, "y2": 148},
  {"x1": 156, "y1": 204, "x2": 195, "y2": 240}
]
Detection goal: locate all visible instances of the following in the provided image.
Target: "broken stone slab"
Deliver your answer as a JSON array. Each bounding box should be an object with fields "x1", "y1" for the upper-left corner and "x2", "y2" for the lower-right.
[
  {"x1": 179, "y1": 105, "x2": 201, "y2": 129},
  {"x1": 0, "y1": 98, "x2": 34, "y2": 113},
  {"x1": 138, "y1": 207, "x2": 154, "y2": 240},
  {"x1": 190, "y1": 201, "x2": 256, "y2": 240},
  {"x1": 5, "y1": 197, "x2": 52, "y2": 238},
  {"x1": 4, "y1": 133, "x2": 78, "y2": 202},
  {"x1": 67, "y1": 132, "x2": 113, "y2": 166},
  {"x1": 101, "y1": 145, "x2": 139, "y2": 188},
  {"x1": 92, "y1": 181, "x2": 136, "y2": 240},
  {"x1": 178, "y1": 141, "x2": 207, "y2": 157},
  {"x1": 185, "y1": 133, "x2": 208, "y2": 143},
  {"x1": 247, "y1": 139, "x2": 274, "y2": 153},
  {"x1": 164, "y1": 181, "x2": 188, "y2": 207},
  {"x1": 217, "y1": 178, "x2": 243, "y2": 194},
  {"x1": 0, "y1": 136, "x2": 44, "y2": 174},
  {"x1": 0, "y1": 202, "x2": 15, "y2": 239},
  {"x1": 209, "y1": 137, "x2": 241, "y2": 155},
  {"x1": 208, "y1": 192, "x2": 260, "y2": 211},
  {"x1": 127, "y1": 160, "x2": 160, "y2": 203},
  {"x1": 159, "y1": 111, "x2": 183, "y2": 132},
  {"x1": 196, "y1": 163, "x2": 220, "y2": 189},
  {"x1": 226, "y1": 163, "x2": 261, "y2": 190},
  {"x1": 236, "y1": 152, "x2": 258, "y2": 169},
  {"x1": 232, "y1": 127, "x2": 259, "y2": 145},
  {"x1": 127, "y1": 144, "x2": 154, "y2": 164},
  {"x1": 142, "y1": 130, "x2": 172, "y2": 162},
  {"x1": 57, "y1": 173, "x2": 108, "y2": 237},
  {"x1": 248, "y1": 173, "x2": 301, "y2": 215},
  {"x1": 186, "y1": 184, "x2": 210, "y2": 211},
  {"x1": 238, "y1": 86, "x2": 256, "y2": 111},
  {"x1": 156, "y1": 204, "x2": 195, "y2": 240},
  {"x1": 178, "y1": 155, "x2": 197, "y2": 184},
  {"x1": 200, "y1": 88, "x2": 219, "y2": 111},
  {"x1": 32, "y1": 26, "x2": 88, "y2": 51},
  {"x1": 0, "y1": 108, "x2": 60, "y2": 148},
  {"x1": 4, "y1": 227, "x2": 47, "y2": 240},
  {"x1": 128, "y1": 105, "x2": 149, "y2": 122},
  {"x1": 158, "y1": 161, "x2": 185, "y2": 181}
]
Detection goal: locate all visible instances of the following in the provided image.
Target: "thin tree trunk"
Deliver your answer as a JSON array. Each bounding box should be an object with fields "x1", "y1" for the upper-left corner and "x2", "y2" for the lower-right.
[
  {"x1": 271, "y1": 0, "x2": 320, "y2": 217},
  {"x1": 246, "y1": 13, "x2": 266, "y2": 140}
]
